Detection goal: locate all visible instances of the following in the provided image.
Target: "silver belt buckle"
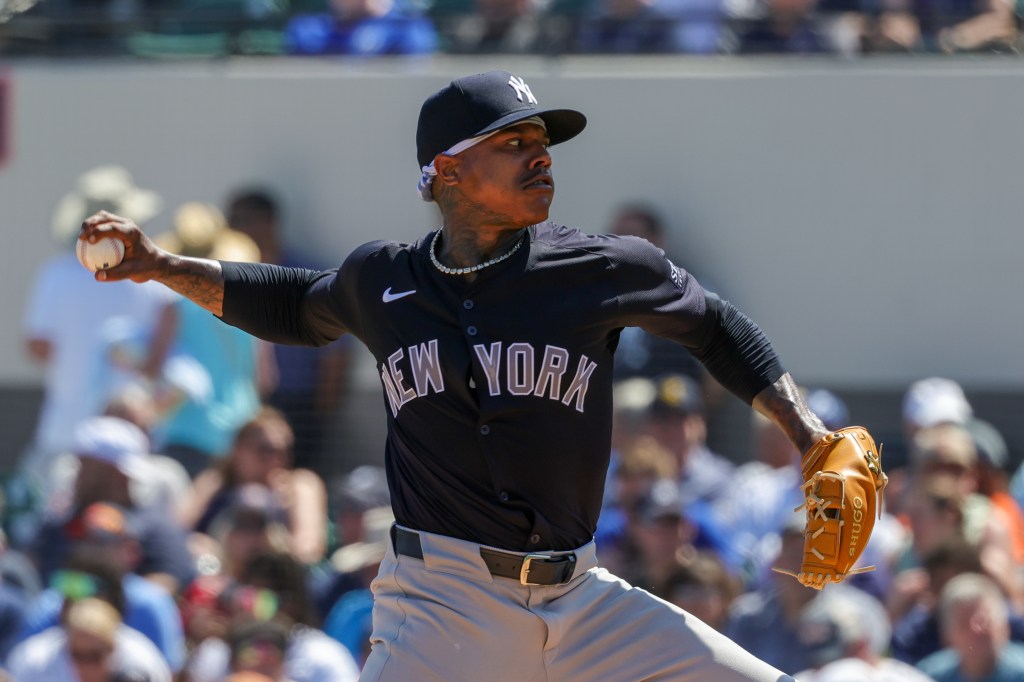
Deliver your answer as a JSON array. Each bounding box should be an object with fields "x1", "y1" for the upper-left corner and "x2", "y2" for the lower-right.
[{"x1": 519, "y1": 554, "x2": 549, "y2": 586}]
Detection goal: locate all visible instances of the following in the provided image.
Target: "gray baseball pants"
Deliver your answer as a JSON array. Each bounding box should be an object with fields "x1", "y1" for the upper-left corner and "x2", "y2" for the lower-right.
[{"x1": 359, "y1": 525, "x2": 796, "y2": 682}]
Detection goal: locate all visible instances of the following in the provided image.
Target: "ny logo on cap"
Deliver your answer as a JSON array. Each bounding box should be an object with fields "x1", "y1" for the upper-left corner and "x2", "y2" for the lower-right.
[{"x1": 508, "y1": 76, "x2": 538, "y2": 105}]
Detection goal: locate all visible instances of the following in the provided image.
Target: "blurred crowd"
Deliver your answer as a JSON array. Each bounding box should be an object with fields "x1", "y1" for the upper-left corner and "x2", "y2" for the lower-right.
[
  {"x1": 0, "y1": 0, "x2": 1021, "y2": 57},
  {"x1": 3, "y1": 165, "x2": 1024, "y2": 681}
]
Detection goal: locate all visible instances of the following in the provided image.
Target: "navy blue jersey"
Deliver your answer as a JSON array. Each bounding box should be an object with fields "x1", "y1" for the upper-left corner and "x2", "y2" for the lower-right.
[{"x1": 220, "y1": 222, "x2": 783, "y2": 551}]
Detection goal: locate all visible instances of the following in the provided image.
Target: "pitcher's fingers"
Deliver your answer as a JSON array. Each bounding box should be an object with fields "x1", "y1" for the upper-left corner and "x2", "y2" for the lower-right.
[{"x1": 81, "y1": 221, "x2": 134, "y2": 245}]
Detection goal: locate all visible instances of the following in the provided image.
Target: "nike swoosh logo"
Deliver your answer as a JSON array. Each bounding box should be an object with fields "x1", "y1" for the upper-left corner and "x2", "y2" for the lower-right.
[{"x1": 383, "y1": 287, "x2": 417, "y2": 303}]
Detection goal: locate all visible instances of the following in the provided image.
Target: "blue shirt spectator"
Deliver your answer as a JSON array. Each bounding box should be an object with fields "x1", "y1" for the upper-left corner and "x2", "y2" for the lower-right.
[
  {"x1": 286, "y1": 0, "x2": 438, "y2": 55},
  {"x1": 323, "y1": 589, "x2": 374, "y2": 666},
  {"x1": 575, "y1": 0, "x2": 721, "y2": 53}
]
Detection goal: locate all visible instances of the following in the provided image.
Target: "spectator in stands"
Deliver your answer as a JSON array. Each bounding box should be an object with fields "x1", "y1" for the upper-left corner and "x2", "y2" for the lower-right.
[
  {"x1": 18, "y1": 502, "x2": 186, "y2": 672},
  {"x1": 185, "y1": 552, "x2": 359, "y2": 682},
  {"x1": 885, "y1": 376, "x2": 975, "y2": 519},
  {"x1": 736, "y1": 0, "x2": 837, "y2": 52},
  {"x1": 889, "y1": 536, "x2": 988, "y2": 664},
  {"x1": 795, "y1": 586, "x2": 933, "y2": 681},
  {"x1": 21, "y1": 165, "x2": 168, "y2": 485},
  {"x1": 639, "y1": 374, "x2": 734, "y2": 508},
  {"x1": 285, "y1": 0, "x2": 438, "y2": 55},
  {"x1": 329, "y1": 465, "x2": 390, "y2": 551},
  {"x1": 918, "y1": 573, "x2": 1024, "y2": 681},
  {"x1": 147, "y1": 202, "x2": 274, "y2": 477},
  {"x1": 31, "y1": 417, "x2": 194, "y2": 594},
  {"x1": 218, "y1": 484, "x2": 291, "y2": 565},
  {"x1": 316, "y1": 503, "x2": 391, "y2": 620},
  {"x1": 445, "y1": 0, "x2": 551, "y2": 53},
  {"x1": 7, "y1": 548, "x2": 171, "y2": 682},
  {"x1": 725, "y1": 513, "x2": 820, "y2": 674},
  {"x1": 321, "y1": 506, "x2": 392, "y2": 665},
  {"x1": 594, "y1": 435, "x2": 677, "y2": 579},
  {"x1": 575, "y1": 0, "x2": 723, "y2": 52},
  {"x1": 653, "y1": 550, "x2": 739, "y2": 633},
  {"x1": 225, "y1": 188, "x2": 353, "y2": 477},
  {"x1": 181, "y1": 408, "x2": 328, "y2": 565},
  {"x1": 49, "y1": 389, "x2": 194, "y2": 521},
  {"x1": 623, "y1": 478, "x2": 697, "y2": 591},
  {"x1": 902, "y1": 424, "x2": 1020, "y2": 605}
]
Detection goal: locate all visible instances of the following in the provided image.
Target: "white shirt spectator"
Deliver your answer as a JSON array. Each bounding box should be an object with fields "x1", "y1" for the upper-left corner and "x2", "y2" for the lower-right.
[
  {"x1": 186, "y1": 626, "x2": 360, "y2": 682},
  {"x1": 23, "y1": 253, "x2": 171, "y2": 471},
  {"x1": 6, "y1": 623, "x2": 172, "y2": 682}
]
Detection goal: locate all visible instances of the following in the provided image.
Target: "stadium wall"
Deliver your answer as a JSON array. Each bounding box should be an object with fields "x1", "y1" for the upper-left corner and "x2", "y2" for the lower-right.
[{"x1": 1, "y1": 57, "x2": 1021, "y2": 472}]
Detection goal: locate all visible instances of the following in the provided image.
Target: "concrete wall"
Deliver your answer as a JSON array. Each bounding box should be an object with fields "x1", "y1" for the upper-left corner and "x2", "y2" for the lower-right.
[{"x1": 3, "y1": 56, "x2": 1022, "y2": 398}]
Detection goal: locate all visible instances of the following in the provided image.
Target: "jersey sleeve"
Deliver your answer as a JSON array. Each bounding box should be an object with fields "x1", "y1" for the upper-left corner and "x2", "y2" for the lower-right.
[
  {"x1": 609, "y1": 235, "x2": 784, "y2": 404},
  {"x1": 218, "y1": 242, "x2": 378, "y2": 346},
  {"x1": 608, "y1": 235, "x2": 709, "y2": 339}
]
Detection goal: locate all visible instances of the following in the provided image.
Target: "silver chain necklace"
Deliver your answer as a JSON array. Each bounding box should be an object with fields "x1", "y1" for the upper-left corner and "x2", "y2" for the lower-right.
[{"x1": 429, "y1": 229, "x2": 527, "y2": 276}]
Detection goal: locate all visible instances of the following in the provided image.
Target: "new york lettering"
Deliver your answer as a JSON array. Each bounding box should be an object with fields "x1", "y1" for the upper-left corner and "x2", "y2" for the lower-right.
[{"x1": 379, "y1": 339, "x2": 598, "y2": 417}]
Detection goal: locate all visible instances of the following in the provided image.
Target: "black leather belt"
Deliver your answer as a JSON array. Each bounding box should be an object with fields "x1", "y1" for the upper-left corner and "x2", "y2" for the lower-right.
[{"x1": 392, "y1": 526, "x2": 578, "y2": 586}]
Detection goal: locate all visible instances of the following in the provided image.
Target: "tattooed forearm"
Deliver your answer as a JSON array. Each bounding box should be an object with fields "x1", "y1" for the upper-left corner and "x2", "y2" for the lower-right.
[
  {"x1": 752, "y1": 372, "x2": 829, "y2": 454},
  {"x1": 155, "y1": 255, "x2": 225, "y2": 316}
]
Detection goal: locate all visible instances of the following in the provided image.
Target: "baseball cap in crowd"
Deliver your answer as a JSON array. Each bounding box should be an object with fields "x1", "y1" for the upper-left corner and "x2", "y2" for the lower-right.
[
  {"x1": 71, "y1": 416, "x2": 151, "y2": 480},
  {"x1": 215, "y1": 484, "x2": 289, "y2": 531},
  {"x1": 903, "y1": 378, "x2": 973, "y2": 430},
  {"x1": 334, "y1": 465, "x2": 391, "y2": 516},
  {"x1": 416, "y1": 70, "x2": 587, "y2": 170},
  {"x1": 649, "y1": 374, "x2": 704, "y2": 419},
  {"x1": 805, "y1": 389, "x2": 849, "y2": 432},
  {"x1": 330, "y1": 505, "x2": 394, "y2": 574},
  {"x1": 635, "y1": 478, "x2": 683, "y2": 523},
  {"x1": 51, "y1": 165, "x2": 162, "y2": 246},
  {"x1": 64, "y1": 502, "x2": 136, "y2": 544}
]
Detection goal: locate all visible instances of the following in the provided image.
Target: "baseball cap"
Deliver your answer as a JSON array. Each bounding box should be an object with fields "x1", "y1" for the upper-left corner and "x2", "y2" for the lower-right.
[
  {"x1": 64, "y1": 502, "x2": 136, "y2": 543},
  {"x1": 334, "y1": 465, "x2": 391, "y2": 516},
  {"x1": 903, "y1": 377, "x2": 972, "y2": 429},
  {"x1": 649, "y1": 374, "x2": 704, "y2": 419},
  {"x1": 416, "y1": 71, "x2": 587, "y2": 169},
  {"x1": 71, "y1": 416, "x2": 151, "y2": 480},
  {"x1": 635, "y1": 478, "x2": 683, "y2": 523},
  {"x1": 51, "y1": 165, "x2": 162, "y2": 246},
  {"x1": 330, "y1": 505, "x2": 394, "y2": 574},
  {"x1": 215, "y1": 484, "x2": 289, "y2": 530}
]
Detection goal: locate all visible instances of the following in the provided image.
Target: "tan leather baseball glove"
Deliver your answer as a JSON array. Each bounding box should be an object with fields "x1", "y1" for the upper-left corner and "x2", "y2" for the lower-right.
[{"x1": 775, "y1": 426, "x2": 888, "y2": 590}]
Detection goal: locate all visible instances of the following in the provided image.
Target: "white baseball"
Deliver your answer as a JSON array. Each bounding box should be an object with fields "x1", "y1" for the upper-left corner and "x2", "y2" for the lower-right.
[{"x1": 76, "y1": 236, "x2": 125, "y2": 272}]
